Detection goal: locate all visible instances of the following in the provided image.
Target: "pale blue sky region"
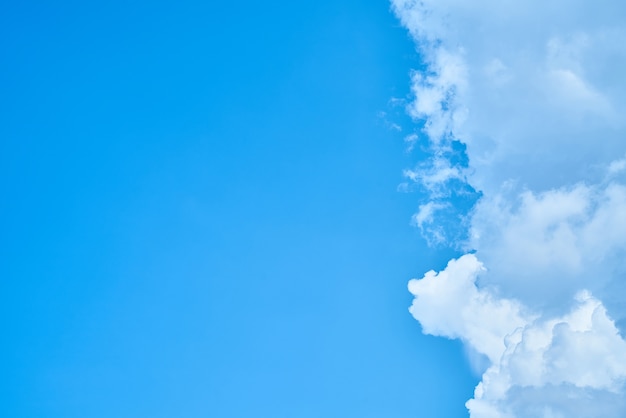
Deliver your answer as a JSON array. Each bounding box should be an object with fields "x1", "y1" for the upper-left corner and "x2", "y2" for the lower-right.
[{"x1": 1, "y1": 1, "x2": 475, "y2": 417}]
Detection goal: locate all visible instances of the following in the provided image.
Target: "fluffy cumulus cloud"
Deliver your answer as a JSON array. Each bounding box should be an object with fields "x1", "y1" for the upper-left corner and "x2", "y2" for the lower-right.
[
  {"x1": 392, "y1": 0, "x2": 626, "y2": 416},
  {"x1": 470, "y1": 180, "x2": 626, "y2": 317},
  {"x1": 410, "y1": 256, "x2": 626, "y2": 417},
  {"x1": 393, "y1": 0, "x2": 626, "y2": 194}
]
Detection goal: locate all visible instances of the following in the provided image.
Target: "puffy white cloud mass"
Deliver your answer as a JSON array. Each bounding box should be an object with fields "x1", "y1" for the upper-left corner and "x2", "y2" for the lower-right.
[
  {"x1": 392, "y1": 0, "x2": 626, "y2": 194},
  {"x1": 409, "y1": 256, "x2": 626, "y2": 417},
  {"x1": 392, "y1": 0, "x2": 626, "y2": 416},
  {"x1": 470, "y1": 179, "x2": 626, "y2": 318}
]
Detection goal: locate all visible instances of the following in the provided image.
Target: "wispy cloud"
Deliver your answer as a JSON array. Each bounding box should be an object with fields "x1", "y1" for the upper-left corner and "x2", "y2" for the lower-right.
[{"x1": 392, "y1": 0, "x2": 626, "y2": 416}]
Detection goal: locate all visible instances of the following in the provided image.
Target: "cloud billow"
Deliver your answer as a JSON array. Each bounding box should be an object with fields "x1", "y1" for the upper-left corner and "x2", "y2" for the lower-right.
[{"x1": 392, "y1": 0, "x2": 626, "y2": 416}]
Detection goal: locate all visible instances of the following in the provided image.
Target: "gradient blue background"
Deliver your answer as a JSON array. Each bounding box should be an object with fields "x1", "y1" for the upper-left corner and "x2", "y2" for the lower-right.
[{"x1": 1, "y1": 1, "x2": 475, "y2": 416}]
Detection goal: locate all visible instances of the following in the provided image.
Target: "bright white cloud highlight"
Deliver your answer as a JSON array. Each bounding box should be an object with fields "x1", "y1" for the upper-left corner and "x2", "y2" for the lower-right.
[{"x1": 409, "y1": 256, "x2": 626, "y2": 417}]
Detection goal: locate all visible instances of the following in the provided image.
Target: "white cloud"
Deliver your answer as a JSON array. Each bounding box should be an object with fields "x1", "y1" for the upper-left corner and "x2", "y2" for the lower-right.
[
  {"x1": 408, "y1": 256, "x2": 626, "y2": 417},
  {"x1": 408, "y1": 255, "x2": 528, "y2": 364},
  {"x1": 412, "y1": 201, "x2": 443, "y2": 227},
  {"x1": 392, "y1": 0, "x2": 626, "y2": 416},
  {"x1": 411, "y1": 201, "x2": 447, "y2": 243},
  {"x1": 469, "y1": 179, "x2": 626, "y2": 316},
  {"x1": 406, "y1": 48, "x2": 468, "y2": 145},
  {"x1": 392, "y1": 0, "x2": 626, "y2": 194},
  {"x1": 403, "y1": 157, "x2": 462, "y2": 195},
  {"x1": 608, "y1": 157, "x2": 626, "y2": 176}
]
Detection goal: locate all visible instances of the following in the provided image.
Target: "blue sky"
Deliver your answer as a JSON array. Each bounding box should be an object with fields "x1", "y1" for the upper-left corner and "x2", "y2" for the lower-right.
[
  {"x1": 1, "y1": 1, "x2": 477, "y2": 417},
  {"x1": 7, "y1": 1, "x2": 626, "y2": 416}
]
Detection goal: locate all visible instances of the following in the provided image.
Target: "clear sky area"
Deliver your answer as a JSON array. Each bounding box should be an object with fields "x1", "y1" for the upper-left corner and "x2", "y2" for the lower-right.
[{"x1": 1, "y1": 1, "x2": 475, "y2": 417}]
